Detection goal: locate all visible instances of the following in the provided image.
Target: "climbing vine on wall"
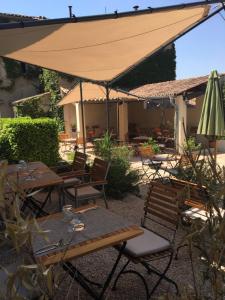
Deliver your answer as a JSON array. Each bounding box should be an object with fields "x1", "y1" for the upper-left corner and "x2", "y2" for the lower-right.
[
  {"x1": 1, "y1": 57, "x2": 41, "y2": 91},
  {"x1": 14, "y1": 96, "x2": 49, "y2": 118},
  {"x1": 39, "y1": 69, "x2": 64, "y2": 130}
]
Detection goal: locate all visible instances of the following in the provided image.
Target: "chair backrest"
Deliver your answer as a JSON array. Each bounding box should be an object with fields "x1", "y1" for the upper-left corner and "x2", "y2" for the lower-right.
[
  {"x1": 58, "y1": 132, "x2": 69, "y2": 142},
  {"x1": 138, "y1": 146, "x2": 154, "y2": 159},
  {"x1": 90, "y1": 158, "x2": 110, "y2": 182},
  {"x1": 72, "y1": 151, "x2": 87, "y2": 172},
  {"x1": 142, "y1": 181, "x2": 180, "y2": 234},
  {"x1": 170, "y1": 178, "x2": 208, "y2": 208}
]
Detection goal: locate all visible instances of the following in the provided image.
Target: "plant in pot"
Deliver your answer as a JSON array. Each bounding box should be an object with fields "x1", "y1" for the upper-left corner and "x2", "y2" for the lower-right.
[
  {"x1": 71, "y1": 123, "x2": 77, "y2": 133},
  {"x1": 143, "y1": 137, "x2": 160, "y2": 154}
]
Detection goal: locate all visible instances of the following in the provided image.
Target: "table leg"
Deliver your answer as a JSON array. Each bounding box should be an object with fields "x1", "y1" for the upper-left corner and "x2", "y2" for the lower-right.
[{"x1": 62, "y1": 242, "x2": 126, "y2": 299}]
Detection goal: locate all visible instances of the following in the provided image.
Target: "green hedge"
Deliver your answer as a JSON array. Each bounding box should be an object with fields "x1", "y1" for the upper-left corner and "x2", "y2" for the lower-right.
[{"x1": 0, "y1": 118, "x2": 59, "y2": 166}]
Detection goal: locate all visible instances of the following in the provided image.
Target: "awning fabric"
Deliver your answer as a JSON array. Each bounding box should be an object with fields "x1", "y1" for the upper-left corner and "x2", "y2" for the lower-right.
[
  {"x1": 0, "y1": 5, "x2": 208, "y2": 82},
  {"x1": 58, "y1": 83, "x2": 136, "y2": 105}
]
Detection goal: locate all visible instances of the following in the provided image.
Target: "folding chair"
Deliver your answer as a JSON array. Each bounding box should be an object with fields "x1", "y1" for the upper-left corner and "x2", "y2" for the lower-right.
[
  {"x1": 138, "y1": 146, "x2": 163, "y2": 182},
  {"x1": 65, "y1": 158, "x2": 110, "y2": 209},
  {"x1": 113, "y1": 181, "x2": 180, "y2": 298}
]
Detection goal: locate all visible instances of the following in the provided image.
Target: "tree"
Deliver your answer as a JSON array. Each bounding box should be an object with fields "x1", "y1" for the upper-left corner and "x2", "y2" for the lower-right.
[{"x1": 112, "y1": 44, "x2": 176, "y2": 90}]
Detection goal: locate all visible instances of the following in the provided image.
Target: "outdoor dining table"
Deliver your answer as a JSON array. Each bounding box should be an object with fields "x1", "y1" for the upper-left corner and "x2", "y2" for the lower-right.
[
  {"x1": 5, "y1": 161, "x2": 64, "y2": 215},
  {"x1": 33, "y1": 204, "x2": 143, "y2": 299}
]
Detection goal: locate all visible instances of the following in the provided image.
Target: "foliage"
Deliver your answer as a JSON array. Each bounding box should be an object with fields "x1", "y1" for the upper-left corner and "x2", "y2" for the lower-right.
[
  {"x1": 1, "y1": 58, "x2": 41, "y2": 91},
  {"x1": 173, "y1": 143, "x2": 225, "y2": 299},
  {"x1": 39, "y1": 69, "x2": 64, "y2": 131},
  {"x1": 0, "y1": 161, "x2": 64, "y2": 299},
  {"x1": 143, "y1": 137, "x2": 160, "y2": 154},
  {"x1": 113, "y1": 43, "x2": 176, "y2": 90},
  {"x1": 94, "y1": 133, "x2": 139, "y2": 199},
  {"x1": 93, "y1": 131, "x2": 114, "y2": 160},
  {"x1": 183, "y1": 137, "x2": 201, "y2": 152},
  {"x1": 0, "y1": 118, "x2": 59, "y2": 166},
  {"x1": 14, "y1": 95, "x2": 50, "y2": 119}
]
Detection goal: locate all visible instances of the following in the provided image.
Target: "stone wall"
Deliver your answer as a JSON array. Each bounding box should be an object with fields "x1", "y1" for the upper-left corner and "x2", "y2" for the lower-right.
[{"x1": 0, "y1": 58, "x2": 39, "y2": 117}]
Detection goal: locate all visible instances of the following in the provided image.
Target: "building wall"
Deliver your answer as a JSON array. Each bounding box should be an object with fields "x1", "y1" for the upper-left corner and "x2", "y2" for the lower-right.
[
  {"x1": 0, "y1": 58, "x2": 39, "y2": 117},
  {"x1": 128, "y1": 102, "x2": 174, "y2": 131},
  {"x1": 84, "y1": 103, "x2": 117, "y2": 131},
  {"x1": 187, "y1": 95, "x2": 204, "y2": 130}
]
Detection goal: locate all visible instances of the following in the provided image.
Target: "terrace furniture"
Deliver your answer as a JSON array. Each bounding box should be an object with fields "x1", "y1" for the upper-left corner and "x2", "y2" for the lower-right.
[
  {"x1": 65, "y1": 158, "x2": 110, "y2": 208},
  {"x1": 32, "y1": 205, "x2": 143, "y2": 299},
  {"x1": 112, "y1": 182, "x2": 180, "y2": 298},
  {"x1": 58, "y1": 132, "x2": 76, "y2": 152},
  {"x1": 5, "y1": 162, "x2": 63, "y2": 216},
  {"x1": 138, "y1": 146, "x2": 164, "y2": 181}
]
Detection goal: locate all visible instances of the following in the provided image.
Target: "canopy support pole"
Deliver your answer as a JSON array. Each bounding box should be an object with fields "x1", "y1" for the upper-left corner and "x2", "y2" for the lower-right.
[
  {"x1": 105, "y1": 84, "x2": 110, "y2": 132},
  {"x1": 79, "y1": 80, "x2": 86, "y2": 154}
]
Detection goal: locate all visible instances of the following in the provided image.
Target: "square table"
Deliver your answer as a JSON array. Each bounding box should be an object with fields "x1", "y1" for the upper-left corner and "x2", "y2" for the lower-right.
[
  {"x1": 6, "y1": 162, "x2": 64, "y2": 215},
  {"x1": 33, "y1": 205, "x2": 143, "y2": 299}
]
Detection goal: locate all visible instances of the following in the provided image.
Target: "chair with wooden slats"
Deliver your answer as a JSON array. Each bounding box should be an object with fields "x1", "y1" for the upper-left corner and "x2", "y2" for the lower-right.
[
  {"x1": 58, "y1": 151, "x2": 87, "y2": 188},
  {"x1": 112, "y1": 181, "x2": 180, "y2": 298},
  {"x1": 65, "y1": 158, "x2": 110, "y2": 209},
  {"x1": 169, "y1": 178, "x2": 208, "y2": 210}
]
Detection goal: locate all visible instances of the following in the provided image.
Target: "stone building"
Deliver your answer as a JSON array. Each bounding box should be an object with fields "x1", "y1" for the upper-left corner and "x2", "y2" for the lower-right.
[{"x1": 0, "y1": 13, "x2": 45, "y2": 117}]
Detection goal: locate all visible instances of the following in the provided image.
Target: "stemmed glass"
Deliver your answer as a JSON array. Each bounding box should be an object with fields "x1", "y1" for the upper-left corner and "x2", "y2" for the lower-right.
[{"x1": 62, "y1": 205, "x2": 84, "y2": 232}]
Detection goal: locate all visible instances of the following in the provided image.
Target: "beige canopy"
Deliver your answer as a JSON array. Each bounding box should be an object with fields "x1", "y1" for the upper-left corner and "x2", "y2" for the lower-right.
[
  {"x1": 0, "y1": 5, "x2": 208, "y2": 82},
  {"x1": 58, "y1": 83, "x2": 137, "y2": 105}
]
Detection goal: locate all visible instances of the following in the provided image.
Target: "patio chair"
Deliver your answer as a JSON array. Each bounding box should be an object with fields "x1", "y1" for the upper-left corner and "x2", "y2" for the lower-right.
[
  {"x1": 138, "y1": 146, "x2": 163, "y2": 181},
  {"x1": 65, "y1": 158, "x2": 110, "y2": 208},
  {"x1": 113, "y1": 181, "x2": 180, "y2": 298},
  {"x1": 160, "y1": 153, "x2": 198, "y2": 179}
]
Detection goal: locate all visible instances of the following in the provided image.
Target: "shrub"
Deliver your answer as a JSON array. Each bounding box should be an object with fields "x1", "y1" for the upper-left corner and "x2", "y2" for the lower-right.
[
  {"x1": 0, "y1": 118, "x2": 59, "y2": 166},
  {"x1": 93, "y1": 131, "x2": 114, "y2": 160},
  {"x1": 93, "y1": 133, "x2": 139, "y2": 199},
  {"x1": 183, "y1": 136, "x2": 201, "y2": 152}
]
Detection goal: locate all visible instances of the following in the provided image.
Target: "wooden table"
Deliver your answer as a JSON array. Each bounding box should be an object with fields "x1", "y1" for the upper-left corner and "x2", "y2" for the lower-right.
[
  {"x1": 6, "y1": 162, "x2": 64, "y2": 215},
  {"x1": 34, "y1": 205, "x2": 143, "y2": 299},
  {"x1": 6, "y1": 161, "x2": 63, "y2": 191}
]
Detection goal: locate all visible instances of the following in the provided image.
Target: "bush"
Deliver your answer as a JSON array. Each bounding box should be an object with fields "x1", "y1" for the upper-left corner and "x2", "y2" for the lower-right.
[
  {"x1": 93, "y1": 133, "x2": 139, "y2": 199},
  {"x1": 93, "y1": 131, "x2": 114, "y2": 160},
  {"x1": 0, "y1": 118, "x2": 59, "y2": 166}
]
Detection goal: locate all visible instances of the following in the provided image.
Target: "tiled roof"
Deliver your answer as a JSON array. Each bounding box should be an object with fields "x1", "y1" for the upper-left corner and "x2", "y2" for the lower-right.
[
  {"x1": 0, "y1": 12, "x2": 46, "y2": 21},
  {"x1": 130, "y1": 75, "x2": 209, "y2": 98}
]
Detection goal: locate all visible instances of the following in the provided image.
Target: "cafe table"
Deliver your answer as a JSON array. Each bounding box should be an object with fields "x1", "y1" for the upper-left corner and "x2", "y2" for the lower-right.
[
  {"x1": 6, "y1": 161, "x2": 64, "y2": 216},
  {"x1": 33, "y1": 204, "x2": 143, "y2": 299}
]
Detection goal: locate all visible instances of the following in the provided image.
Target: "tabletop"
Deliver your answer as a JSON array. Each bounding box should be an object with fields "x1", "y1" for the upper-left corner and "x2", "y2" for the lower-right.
[
  {"x1": 33, "y1": 205, "x2": 143, "y2": 266},
  {"x1": 6, "y1": 161, "x2": 63, "y2": 191}
]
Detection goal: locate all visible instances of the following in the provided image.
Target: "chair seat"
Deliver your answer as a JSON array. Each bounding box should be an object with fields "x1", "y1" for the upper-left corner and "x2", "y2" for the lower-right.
[
  {"x1": 67, "y1": 185, "x2": 101, "y2": 200},
  {"x1": 124, "y1": 227, "x2": 171, "y2": 258},
  {"x1": 143, "y1": 159, "x2": 162, "y2": 167}
]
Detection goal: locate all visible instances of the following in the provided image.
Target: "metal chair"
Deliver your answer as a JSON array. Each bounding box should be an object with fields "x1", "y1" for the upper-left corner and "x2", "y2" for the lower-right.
[
  {"x1": 138, "y1": 146, "x2": 163, "y2": 182},
  {"x1": 113, "y1": 181, "x2": 180, "y2": 298},
  {"x1": 65, "y1": 158, "x2": 110, "y2": 209}
]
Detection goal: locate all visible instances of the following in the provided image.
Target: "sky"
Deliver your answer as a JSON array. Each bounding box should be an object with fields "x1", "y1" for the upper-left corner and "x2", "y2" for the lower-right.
[{"x1": 0, "y1": 0, "x2": 225, "y2": 79}]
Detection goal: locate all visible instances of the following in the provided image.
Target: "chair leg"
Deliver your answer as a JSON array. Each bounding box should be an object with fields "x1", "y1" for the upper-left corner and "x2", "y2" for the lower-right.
[
  {"x1": 102, "y1": 186, "x2": 108, "y2": 209},
  {"x1": 112, "y1": 260, "x2": 149, "y2": 299},
  {"x1": 142, "y1": 253, "x2": 178, "y2": 297}
]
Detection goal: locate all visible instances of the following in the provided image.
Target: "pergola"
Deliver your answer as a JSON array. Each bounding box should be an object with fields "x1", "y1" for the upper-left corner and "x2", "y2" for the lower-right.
[
  {"x1": 0, "y1": 0, "x2": 223, "y2": 151},
  {"x1": 58, "y1": 82, "x2": 140, "y2": 142}
]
